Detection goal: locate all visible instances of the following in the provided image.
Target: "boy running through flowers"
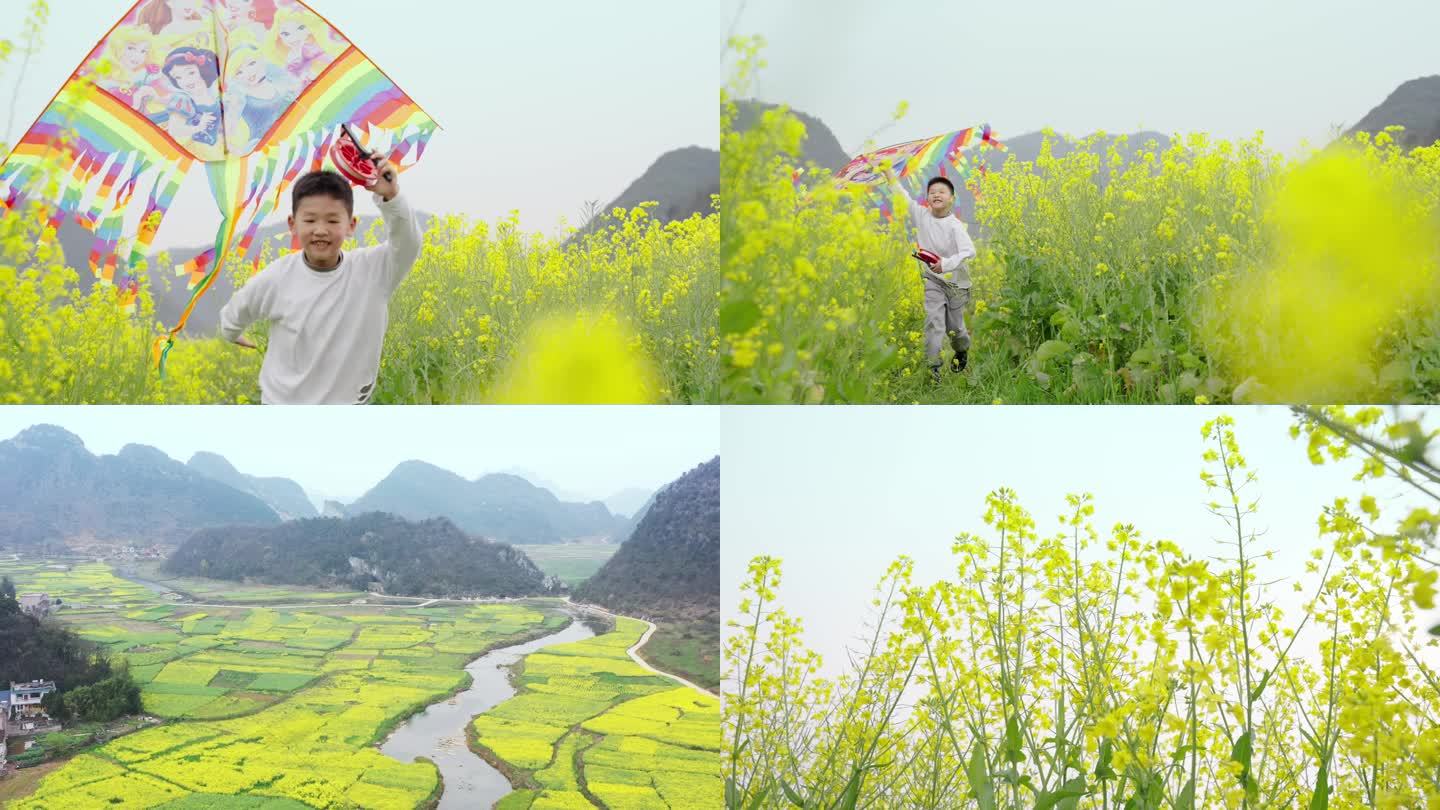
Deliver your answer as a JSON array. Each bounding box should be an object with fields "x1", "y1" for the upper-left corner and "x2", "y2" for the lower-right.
[{"x1": 220, "y1": 160, "x2": 420, "y2": 404}]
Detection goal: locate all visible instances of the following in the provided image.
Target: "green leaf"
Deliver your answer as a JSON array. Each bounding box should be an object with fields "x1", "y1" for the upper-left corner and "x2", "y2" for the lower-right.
[
  {"x1": 864, "y1": 342, "x2": 898, "y2": 371},
  {"x1": 1129, "y1": 345, "x2": 1158, "y2": 366},
  {"x1": 780, "y1": 779, "x2": 809, "y2": 808},
  {"x1": 1378, "y1": 357, "x2": 1411, "y2": 390},
  {"x1": 1094, "y1": 738, "x2": 1116, "y2": 780},
  {"x1": 1248, "y1": 670, "x2": 1272, "y2": 703},
  {"x1": 726, "y1": 776, "x2": 739, "y2": 809},
  {"x1": 745, "y1": 785, "x2": 771, "y2": 810},
  {"x1": 1175, "y1": 777, "x2": 1195, "y2": 810},
  {"x1": 1121, "y1": 778, "x2": 1164, "y2": 810},
  {"x1": 1055, "y1": 692, "x2": 1068, "y2": 766},
  {"x1": 1231, "y1": 731, "x2": 1257, "y2": 801},
  {"x1": 1034, "y1": 339, "x2": 1072, "y2": 364},
  {"x1": 834, "y1": 766, "x2": 863, "y2": 810},
  {"x1": 719, "y1": 299, "x2": 761, "y2": 334},
  {"x1": 1230, "y1": 730, "x2": 1252, "y2": 779},
  {"x1": 966, "y1": 743, "x2": 997, "y2": 810},
  {"x1": 836, "y1": 376, "x2": 864, "y2": 404},
  {"x1": 1308, "y1": 759, "x2": 1330, "y2": 810},
  {"x1": 1004, "y1": 714, "x2": 1026, "y2": 763},
  {"x1": 1034, "y1": 776, "x2": 1088, "y2": 810}
]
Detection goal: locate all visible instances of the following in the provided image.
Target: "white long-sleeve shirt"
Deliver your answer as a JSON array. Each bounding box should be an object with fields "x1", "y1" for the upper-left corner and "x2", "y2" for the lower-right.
[
  {"x1": 219, "y1": 192, "x2": 421, "y2": 404},
  {"x1": 891, "y1": 178, "x2": 977, "y2": 288},
  {"x1": 912, "y1": 204, "x2": 977, "y2": 289}
]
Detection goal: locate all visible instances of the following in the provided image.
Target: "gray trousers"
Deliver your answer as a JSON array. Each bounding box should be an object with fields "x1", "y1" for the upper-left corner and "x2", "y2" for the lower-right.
[{"x1": 924, "y1": 278, "x2": 971, "y2": 365}]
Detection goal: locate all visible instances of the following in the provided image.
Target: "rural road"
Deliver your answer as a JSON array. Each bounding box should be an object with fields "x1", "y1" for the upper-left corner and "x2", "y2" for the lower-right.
[{"x1": 563, "y1": 597, "x2": 719, "y2": 698}]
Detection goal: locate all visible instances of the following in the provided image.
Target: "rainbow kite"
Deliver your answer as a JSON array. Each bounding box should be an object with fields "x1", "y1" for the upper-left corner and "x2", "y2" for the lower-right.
[
  {"x1": 0, "y1": 0, "x2": 438, "y2": 372},
  {"x1": 832, "y1": 125, "x2": 1005, "y2": 220}
]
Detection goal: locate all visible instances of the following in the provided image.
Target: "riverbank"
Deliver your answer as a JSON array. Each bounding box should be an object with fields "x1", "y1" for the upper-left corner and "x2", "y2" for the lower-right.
[{"x1": 380, "y1": 612, "x2": 599, "y2": 809}]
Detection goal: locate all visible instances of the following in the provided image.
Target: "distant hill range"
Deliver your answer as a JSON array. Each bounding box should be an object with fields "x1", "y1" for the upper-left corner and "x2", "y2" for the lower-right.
[
  {"x1": 0, "y1": 425, "x2": 281, "y2": 548},
  {"x1": 603, "y1": 487, "x2": 654, "y2": 520},
  {"x1": 570, "y1": 146, "x2": 718, "y2": 241},
  {"x1": 1347, "y1": 75, "x2": 1440, "y2": 149},
  {"x1": 575, "y1": 457, "x2": 719, "y2": 617},
  {"x1": 348, "y1": 462, "x2": 630, "y2": 545},
  {"x1": 187, "y1": 451, "x2": 316, "y2": 520},
  {"x1": 0, "y1": 423, "x2": 644, "y2": 557},
  {"x1": 744, "y1": 73, "x2": 1440, "y2": 195},
  {"x1": 733, "y1": 100, "x2": 1173, "y2": 223},
  {"x1": 595, "y1": 146, "x2": 718, "y2": 224},
  {"x1": 732, "y1": 100, "x2": 851, "y2": 171},
  {"x1": 163, "y1": 511, "x2": 555, "y2": 597}
]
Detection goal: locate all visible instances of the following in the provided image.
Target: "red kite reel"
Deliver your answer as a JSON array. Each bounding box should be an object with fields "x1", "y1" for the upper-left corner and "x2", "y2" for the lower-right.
[{"x1": 330, "y1": 124, "x2": 394, "y2": 189}]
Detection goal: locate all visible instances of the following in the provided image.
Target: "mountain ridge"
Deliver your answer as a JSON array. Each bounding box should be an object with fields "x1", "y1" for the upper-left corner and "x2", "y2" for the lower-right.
[
  {"x1": 348, "y1": 461, "x2": 628, "y2": 544},
  {"x1": 163, "y1": 512, "x2": 556, "y2": 597},
  {"x1": 0, "y1": 425, "x2": 281, "y2": 548}
]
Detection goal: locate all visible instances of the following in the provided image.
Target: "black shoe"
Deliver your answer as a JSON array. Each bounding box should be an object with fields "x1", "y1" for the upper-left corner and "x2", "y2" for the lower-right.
[
  {"x1": 930, "y1": 365, "x2": 942, "y2": 384},
  {"x1": 951, "y1": 351, "x2": 968, "y2": 373}
]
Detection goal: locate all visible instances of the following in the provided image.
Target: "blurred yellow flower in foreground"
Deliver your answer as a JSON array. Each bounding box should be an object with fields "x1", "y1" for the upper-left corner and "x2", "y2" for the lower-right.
[
  {"x1": 1221, "y1": 149, "x2": 1439, "y2": 402},
  {"x1": 487, "y1": 314, "x2": 660, "y2": 404}
]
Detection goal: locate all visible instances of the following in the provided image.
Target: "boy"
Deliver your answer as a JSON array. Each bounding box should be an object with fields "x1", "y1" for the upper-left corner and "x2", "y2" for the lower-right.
[
  {"x1": 219, "y1": 160, "x2": 419, "y2": 404},
  {"x1": 888, "y1": 171, "x2": 977, "y2": 382}
]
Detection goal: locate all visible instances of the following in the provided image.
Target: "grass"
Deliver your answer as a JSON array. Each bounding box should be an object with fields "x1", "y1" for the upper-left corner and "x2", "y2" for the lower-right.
[
  {"x1": 0, "y1": 762, "x2": 65, "y2": 805},
  {"x1": 513, "y1": 544, "x2": 619, "y2": 588},
  {"x1": 639, "y1": 616, "x2": 719, "y2": 692}
]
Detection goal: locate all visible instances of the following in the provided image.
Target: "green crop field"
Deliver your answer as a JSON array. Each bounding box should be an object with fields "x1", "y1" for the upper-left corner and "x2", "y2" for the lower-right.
[
  {"x1": 0, "y1": 560, "x2": 575, "y2": 808},
  {"x1": 512, "y1": 544, "x2": 620, "y2": 587},
  {"x1": 473, "y1": 617, "x2": 721, "y2": 808}
]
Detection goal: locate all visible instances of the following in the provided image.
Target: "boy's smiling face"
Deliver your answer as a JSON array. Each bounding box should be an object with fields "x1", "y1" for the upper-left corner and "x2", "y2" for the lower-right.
[
  {"x1": 927, "y1": 181, "x2": 954, "y2": 216},
  {"x1": 290, "y1": 195, "x2": 356, "y2": 269}
]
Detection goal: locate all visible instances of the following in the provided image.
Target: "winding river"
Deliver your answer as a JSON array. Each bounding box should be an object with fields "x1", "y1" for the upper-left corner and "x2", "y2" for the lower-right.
[{"x1": 379, "y1": 612, "x2": 605, "y2": 809}]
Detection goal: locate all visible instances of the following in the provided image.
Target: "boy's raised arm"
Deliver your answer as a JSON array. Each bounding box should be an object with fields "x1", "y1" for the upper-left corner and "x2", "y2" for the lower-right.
[
  {"x1": 371, "y1": 158, "x2": 422, "y2": 292},
  {"x1": 880, "y1": 166, "x2": 923, "y2": 226}
]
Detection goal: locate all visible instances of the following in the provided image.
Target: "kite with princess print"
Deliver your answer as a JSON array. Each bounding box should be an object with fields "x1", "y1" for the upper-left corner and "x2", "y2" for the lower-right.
[{"x1": 0, "y1": 0, "x2": 437, "y2": 372}]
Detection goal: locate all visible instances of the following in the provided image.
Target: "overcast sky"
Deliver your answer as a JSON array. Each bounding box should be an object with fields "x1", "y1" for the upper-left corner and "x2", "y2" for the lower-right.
[
  {"x1": 724, "y1": 0, "x2": 1438, "y2": 157},
  {"x1": 1, "y1": 0, "x2": 718, "y2": 245},
  {"x1": 0, "y1": 406, "x2": 721, "y2": 503},
  {"x1": 722, "y1": 406, "x2": 1440, "y2": 677}
]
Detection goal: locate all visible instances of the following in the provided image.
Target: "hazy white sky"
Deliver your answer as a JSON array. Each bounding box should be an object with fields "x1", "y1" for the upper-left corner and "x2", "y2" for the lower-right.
[
  {"x1": 1, "y1": 0, "x2": 718, "y2": 244},
  {"x1": 724, "y1": 0, "x2": 1439, "y2": 157},
  {"x1": 0, "y1": 406, "x2": 721, "y2": 503},
  {"x1": 721, "y1": 406, "x2": 1440, "y2": 676}
]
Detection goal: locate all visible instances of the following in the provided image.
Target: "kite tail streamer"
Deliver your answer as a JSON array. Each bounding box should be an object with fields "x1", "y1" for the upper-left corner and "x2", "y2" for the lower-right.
[{"x1": 152, "y1": 158, "x2": 249, "y2": 376}]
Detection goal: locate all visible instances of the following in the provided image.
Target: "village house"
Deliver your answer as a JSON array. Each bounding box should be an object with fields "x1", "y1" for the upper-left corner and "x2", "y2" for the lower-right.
[
  {"x1": 0, "y1": 691, "x2": 9, "y2": 769},
  {"x1": 17, "y1": 593, "x2": 57, "y2": 619},
  {"x1": 6, "y1": 681, "x2": 59, "y2": 736}
]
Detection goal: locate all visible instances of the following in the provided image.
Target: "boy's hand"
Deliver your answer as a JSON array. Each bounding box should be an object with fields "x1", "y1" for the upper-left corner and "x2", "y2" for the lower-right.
[
  {"x1": 370, "y1": 157, "x2": 399, "y2": 202},
  {"x1": 233, "y1": 336, "x2": 259, "y2": 351}
]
